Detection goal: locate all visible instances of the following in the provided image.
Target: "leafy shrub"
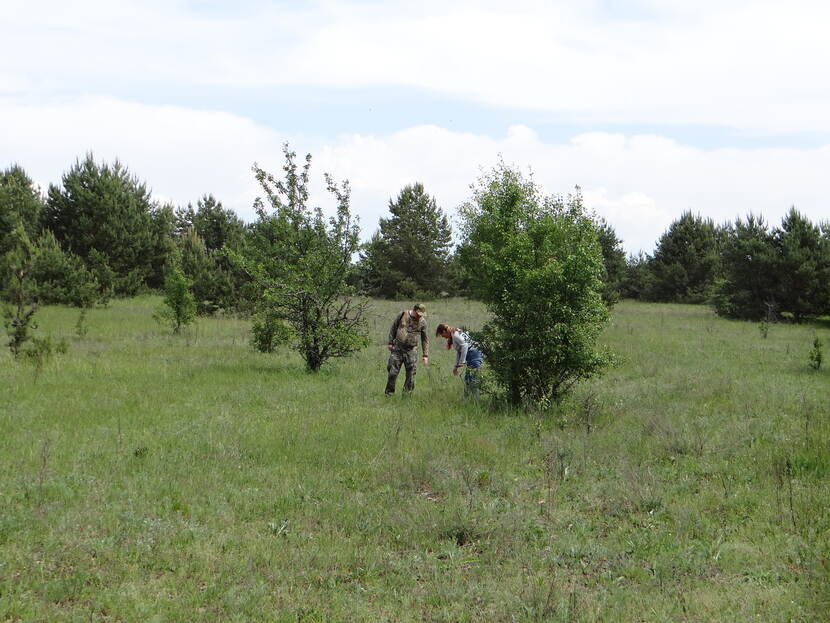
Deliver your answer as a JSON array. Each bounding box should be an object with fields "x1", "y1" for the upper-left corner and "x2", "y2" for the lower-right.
[
  {"x1": 251, "y1": 310, "x2": 291, "y2": 353},
  {"x1": 154, "y1": 259, "x2": 196, "y2": 334},
  {"x1": 459, "y1": 163, "x2": 610, "y2": 407},
  {"x1": 809, "y1": 337, "x2": 823, "y2": 371}
]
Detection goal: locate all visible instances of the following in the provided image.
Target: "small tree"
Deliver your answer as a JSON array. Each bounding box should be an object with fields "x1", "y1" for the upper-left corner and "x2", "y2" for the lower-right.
[
  {"x1": 2, "y1": 224, "x2": 38, "y2": 356},
  {"x1": 155, "y1": 255, "x2": 197, "y2": 334},
  {"x1": 809, "y1": 337, "x2": 823, "y2": 371},
  {"x1": 231, "y1": 145, "x2": 369, "y2": 372},
  {"x1": 459, "y1": 162, "x2": 610, "y2": 407},
  {"x1": 30, "y1": 230, "x2": 100, "y2": 307}
]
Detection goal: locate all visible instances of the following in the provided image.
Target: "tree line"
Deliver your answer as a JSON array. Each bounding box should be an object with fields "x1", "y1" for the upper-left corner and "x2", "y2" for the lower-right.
[
  {"x1": 3, "y1": 155, "x2": 828, "y2": 324},
  {"x1": 2, "y1": 149, "x2": 827, "y2": 406},
  {"x1": 622, "y1": 210, "x2": 830, "y2": 322}
]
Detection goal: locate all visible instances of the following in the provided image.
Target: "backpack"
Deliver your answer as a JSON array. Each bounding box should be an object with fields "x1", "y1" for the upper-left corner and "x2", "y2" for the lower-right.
[{"x1": 394, "y1": 310, "x2": 410, "y2": 344}]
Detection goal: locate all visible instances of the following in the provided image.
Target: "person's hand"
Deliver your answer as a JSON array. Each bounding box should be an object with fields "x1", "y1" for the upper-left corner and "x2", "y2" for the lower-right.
[
  {"x1": 387, "y1": 344, "x2": 393, "y2": 351},
  {"x1": 422, "y1": 356, "x2": 429, "y2": 366},
  {"x1": 452, "y1": 366, "x2": 461, "y2": 376}
]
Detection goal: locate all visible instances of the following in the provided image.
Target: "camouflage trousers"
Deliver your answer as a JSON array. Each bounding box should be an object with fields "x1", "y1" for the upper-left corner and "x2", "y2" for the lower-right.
[{"x1": 385, "y1": 347, "x2": 418, "y2": 394}]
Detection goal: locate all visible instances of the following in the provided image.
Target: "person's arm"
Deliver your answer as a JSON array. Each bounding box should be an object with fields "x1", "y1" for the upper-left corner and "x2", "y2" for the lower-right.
[
  {"x1": 420, "y1": 319, "x2": 429, "y2": 361},
  {"x1": 453, "y1": 332, "x2": 469, "y2": 369}
]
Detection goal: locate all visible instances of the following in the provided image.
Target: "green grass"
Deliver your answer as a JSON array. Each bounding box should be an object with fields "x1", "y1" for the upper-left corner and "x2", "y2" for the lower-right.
[{"x1": 1, "y1": 297, "x2": 828, "y2": 621}]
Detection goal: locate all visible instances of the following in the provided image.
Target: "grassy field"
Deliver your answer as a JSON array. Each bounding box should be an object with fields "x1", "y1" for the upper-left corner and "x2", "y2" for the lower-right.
[{"x1": 1, "y1": 297, "x2": 828, "y2": 622}]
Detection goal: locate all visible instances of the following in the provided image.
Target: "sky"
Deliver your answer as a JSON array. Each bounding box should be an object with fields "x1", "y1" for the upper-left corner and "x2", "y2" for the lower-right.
[{"x1": 2, "y1": 0, "x2": 829, "y2": 254}]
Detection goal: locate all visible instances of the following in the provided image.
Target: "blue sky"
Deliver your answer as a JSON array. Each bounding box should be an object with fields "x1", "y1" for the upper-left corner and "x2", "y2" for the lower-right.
[{"x1": 2, "y1": 0, "x2": 829, "y2": 253}]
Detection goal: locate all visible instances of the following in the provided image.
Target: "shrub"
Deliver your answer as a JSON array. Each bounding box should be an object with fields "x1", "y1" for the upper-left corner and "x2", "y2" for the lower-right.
[
  {"x1": 809, "y1": 337, "x2": 823, "y2": 371},
  {"x1": 459, "y1": 163, "x2": 610, "y2": 407},
  {"x1": 154, "y1": 258, "x2": 197, "y2": 334}
]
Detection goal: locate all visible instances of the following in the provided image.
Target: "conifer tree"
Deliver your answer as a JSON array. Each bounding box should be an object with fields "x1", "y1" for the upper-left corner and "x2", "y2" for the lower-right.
[
  {"x1": 0, "y1": 164, "x2": 44, "y2": 255},
  {"x1": 42, "y1": 154, "x2": 163, "y2": 295},
  {"x1": 647, "y1": 211, "x2": 720, "y2": 303},
  {"x1": 772, "y1": 208, "x2": 830, "y2": 322},
  {"x1": 361, "y1": 183, "x2": 452, "y2": 298}
]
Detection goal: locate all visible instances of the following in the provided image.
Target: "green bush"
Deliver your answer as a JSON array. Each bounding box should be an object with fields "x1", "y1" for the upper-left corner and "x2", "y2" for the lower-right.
[
  {"x1": 459, "y1": 162, "x2": 610, "y2": 407},
  {"x1": 251, "y1": 310, "x2": 291, "y2": 353},
  {"x1": 154, "y1": 259, "x2": 196, "y2": 334}
]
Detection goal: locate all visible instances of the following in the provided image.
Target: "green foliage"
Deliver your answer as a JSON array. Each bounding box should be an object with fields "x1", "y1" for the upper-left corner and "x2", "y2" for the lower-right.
[
  {"x1": 358, "y1": 183, "x2": 452, "y2": 298},
  {"x1": 711, "y1": 213, "x2": 778, "y2": 319},
  {"x1": 154, "y1": 255, "x2": 197, "y2": 335},
  {"x1": 250, "y1": 309, "x2": 291, "y2": 353},
  {"x1": 712, "y1": 210, "x2": 830, "y2": 322},
  {"x1": 0, "y1": 164, "x2": 44, "y2": 255},
  {"x1": 174, "y1": 195, "x2": 248, "y2": 312},
  {"x1": 459, "y1": 162, "x2": 610, "y2": 407},
  {"x1": 178, "y1": 225, "x2": 249, "y2": 315},
  {"x1": 809, "y1": 337, "x2": 823, "y2": 371},
  {"x1": 2, "y1": 224, "x2": 38, "y2": 356},
  {"x1": 175, "y1": 194, "x2": 246, "y2": 253},
  {"x1": 232, "y1": 145, "x2": 370, "y2": 371},
  {"x1": 28, "y1": 230, "x2": 100, "y2": 307},
  {"x1": 647, "y1": 211, "x2": 720, "y2": 303},
  {"x1": 620, "y1": 251, "x2": 653, "y2": 300},
  {"x1": 772, "y1": 208, "x2": 830, "y2": 322},
  {"x1": 596, "y1": 217, "x2": 627, "y2": 305},
  {"x1": 41, "y1": 154, "x2": 165, "y2": 296}
]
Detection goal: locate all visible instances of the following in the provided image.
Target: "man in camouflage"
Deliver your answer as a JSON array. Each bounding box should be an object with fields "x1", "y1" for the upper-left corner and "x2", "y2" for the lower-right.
[{"x1": 385, "y1": 303, "x2": 429, "y2": 395}]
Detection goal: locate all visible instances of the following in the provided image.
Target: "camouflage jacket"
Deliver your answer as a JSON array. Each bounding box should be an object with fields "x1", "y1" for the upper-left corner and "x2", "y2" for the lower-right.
[{"x1": 387, "y1": 310, "x2": 429, "y2": 356}]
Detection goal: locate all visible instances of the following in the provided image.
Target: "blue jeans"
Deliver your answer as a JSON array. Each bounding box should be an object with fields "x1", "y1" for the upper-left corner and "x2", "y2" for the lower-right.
[{"x1": 464, "y1": 348, "x2": 484, "y2": 396}]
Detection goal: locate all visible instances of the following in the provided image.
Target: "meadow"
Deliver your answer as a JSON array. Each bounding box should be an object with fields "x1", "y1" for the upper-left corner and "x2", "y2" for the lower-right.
[{"x1": 1, "y1": 297, "x2": 828, "y2": 622}]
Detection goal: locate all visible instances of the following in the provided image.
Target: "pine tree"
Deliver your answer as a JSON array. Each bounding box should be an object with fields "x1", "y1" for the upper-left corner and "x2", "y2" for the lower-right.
[
  {"x1": 0, "y1": 164, "x2": 44, "y2": 255},
  {"x1": 647, "y1": 211, "x2": 720, "y2": 303},
  {"x1": 773, "y1": 208, "x2": 830, "y2": 322},
  {"x1": 362, "y1": 183, "x2": 452, "y2": 298},
  {"x1": 175, "y1": 194, "x2": 245, "y2": 253},
  {"x1": 42, "y1": 154, "x2": 164, "y2": 296},
  {"x1": 596, "y1": 218, "x2": 626, "y2": 304},
  {"x1": 711, "y1": 213, "x2": 778, "y2": 319}
]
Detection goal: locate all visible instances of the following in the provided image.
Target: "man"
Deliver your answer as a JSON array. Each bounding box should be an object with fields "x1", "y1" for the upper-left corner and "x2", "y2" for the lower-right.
[{"x1": 385, "y1": 303, "x2": 429, "y2": 395}]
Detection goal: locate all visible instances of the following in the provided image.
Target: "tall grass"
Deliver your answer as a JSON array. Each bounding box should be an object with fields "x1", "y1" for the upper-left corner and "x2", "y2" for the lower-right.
[{"x1": 1, "y1": 297, "x2": 827, "y2": 621}]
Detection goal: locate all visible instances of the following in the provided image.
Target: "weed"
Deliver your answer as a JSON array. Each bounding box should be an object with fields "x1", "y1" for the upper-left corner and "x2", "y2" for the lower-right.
[
  {"x1": 74, "y1": 308, "x2": 88, "y2": 339},
  {"x1": 808, "y1": 337, "x2": 823, "y2": 370}
]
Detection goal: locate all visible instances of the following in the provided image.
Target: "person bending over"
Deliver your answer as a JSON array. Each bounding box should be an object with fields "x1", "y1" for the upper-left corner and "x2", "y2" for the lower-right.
[{"x1": 436, "y1": 323, "x2": 484, "y2": 397}]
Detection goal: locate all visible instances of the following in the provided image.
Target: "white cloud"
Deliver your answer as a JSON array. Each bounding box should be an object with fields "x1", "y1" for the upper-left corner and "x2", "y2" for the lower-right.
[
  {"x1": 2, "y1": 1, "x2": 830, "y2": 134},
  {"x1": 3, "y1": 97, "x2": 828, "y2": 255}
]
